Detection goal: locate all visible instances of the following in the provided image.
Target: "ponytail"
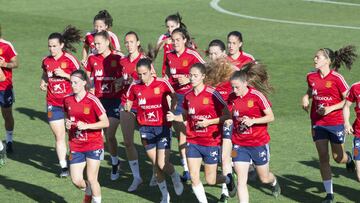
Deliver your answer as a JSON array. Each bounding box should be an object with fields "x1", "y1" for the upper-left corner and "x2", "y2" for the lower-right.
[
  {"x1": 48, "y1": 25, "x2": 82, "y2": 53},
  {"x1": 204, "y1": 58, "x2": 234, "y2": 86},
  {"x1": 322, "y1": 45, "x2": 357, "y2": 71},
  {"x1": 165, "y1": 12, "x2": 187, "y2": 30},
  {"x1": 94, "y1": 10, "x2": 113, "y2": 28}
]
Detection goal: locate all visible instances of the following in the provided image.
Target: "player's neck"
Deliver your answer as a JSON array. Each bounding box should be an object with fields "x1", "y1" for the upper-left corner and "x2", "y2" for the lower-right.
[
  {"x1": 319, "y1": 67, "x2": 331, "y2": 78},
  {"x1": 101, "y1": 49, "x2": 111, "y2": 58},
  {"x1": 75, "y1": 91, "x2": 86, "y2": 102},
  {"x1": 194, "y1": 83, "x2": 205, "y2": 95},
  {"x1": 230, "y1": 51, "x2": 240, "y2": 59},
  {"x1": 144, "y1": 77, "x2": 154, "y2": 86},
  {"x1": 176, "y1": 47, "x2": 185, "y2": 56},
  {"x1": 130, "y1": 51, "x2": 140, "y2": 61},
  {"x1": 54, "y1": 51, "x2": 63, "y2": 60}
]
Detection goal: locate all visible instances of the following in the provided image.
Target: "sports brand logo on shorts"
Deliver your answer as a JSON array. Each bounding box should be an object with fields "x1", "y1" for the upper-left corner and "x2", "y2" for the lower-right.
[
  {"x1": 210, "y1": 150, "x2": 218, "y2": 161},
  {"x1": 325, "y1": 81, "x2": 332, "y2": 88},
  {"x1": 247, "y1": 100, "x2": 254, "y2": 108},
  {"x1": 60, "y1": 62, "x2": 67, "y2": 69},
  {"x1": 259, "y1": 150, "x2": 267, "y2": 161}
]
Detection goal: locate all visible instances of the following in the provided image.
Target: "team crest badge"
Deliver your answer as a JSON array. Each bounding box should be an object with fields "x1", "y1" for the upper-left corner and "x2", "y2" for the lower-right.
[
  {"x1": 47, "y1": 111, "x2": 53, "y2": 118},
  {"x1": 231, "y1": 149, "x2": 237, "y2": 158},
  {"x1": 354, "y1": 148, "x2": 359, "y2": 157},
  {"x1": 203, "y1": 98, "x2": 209, "y2": 105},
  {"x1": 0, "y1": 49, "x2": 2, "y2": 55},
  {"x1": 60, "y1": 62, "x2": 67, "y2": 69},
  {"x1": 325, "y1": 81, "x2": 332, "y2": 88},
  {"x1": 83, "y1": 106, "x2": 90, "y2": 114},
  {"x1": 154, "y1": 87, "x2": 160, "y2": 94},
  {"x1": 182, "y1": 59, "x2": 188, "y2": 67},
  {"x1": 111, "y1": 60, "x2": 117, "y2": 67},
  {"x1": 247, "y1": 100, "x2": 254, "y2": 108}
]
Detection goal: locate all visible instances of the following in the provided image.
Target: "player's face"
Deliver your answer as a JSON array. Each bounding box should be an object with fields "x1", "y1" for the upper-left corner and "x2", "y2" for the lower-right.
[
  {"x1": 172, "y1": 32, "x2": 186, "y2": 53},
  {"x1": 314, "y1": 50, "x2": 330, "y2": 69},
  {"x1": 137, "y1": 66, "x2": 152, "y2": 84},
  {"x1": 94, "y1": 20, "x2": 108, "y2": 32},
  {"x1": 166, "y1": 20, "x2": 180, "y2": 34},
  {"x1": 208, "y1": 45, "x2": 225, "y2": 61},
  {"x1": 190, "y1": 67, "x2": 205, "y2": 87},
  {"x1": 70, "y1": 75, "x2": 86, "y2": 94},
  {"x1": 125, "y1": 34, "x2": 140, "y2": 54},
  {"x1": 94, "y1": 35, "x2": 110, "y2": 54},
  {"x1": 48, "y1": 39, "x2": 64, "y2": 58},
  {"x1": 231, "y1": 79, "x2": 248, "y2": 96},
  {"x1": 227, "y1": 35, "x2": 242, "y2": 56}
]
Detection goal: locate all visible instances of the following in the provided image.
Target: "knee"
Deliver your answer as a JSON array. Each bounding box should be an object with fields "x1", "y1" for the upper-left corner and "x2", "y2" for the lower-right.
[
  {"x1": 123, "y1": 138, "x2": 134, "y2": 148},
  {"x1": 332, "y1": 153, "x2": 344, "y2": 164},
  {"x1": 71, "y1": 178, "x2": 83, "y2": 188},
  {"x1": 205, "y1": 175, "x2": 216, "y2": 185},
  {"x1": 157, "y1": 162, "x2": 166, "y2": 171},
  {"x1": 87, "y1": 177, "x2": 98, "y2": 185},
  {"x1": 258, "y1": 174, "x2": 271, "y2": 184}
]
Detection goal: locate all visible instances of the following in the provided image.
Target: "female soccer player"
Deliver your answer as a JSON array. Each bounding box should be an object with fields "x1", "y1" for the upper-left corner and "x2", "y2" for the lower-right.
[
  {"x1": 163, "y1": 27, "x2": 205, "y2": 181},
  {"x1": 228, "y1": 63, "x2": 280, "y2": 202},
  {"x1": 0, "y1": 69, "x2": 6, "y2": 167},
  {"x1": 0, "y1": 24, "x2": 19, "y2": 153},
  {"x1": 227, "y1": 31, "x2": 255, "y2": 70},
  {"x1": 85, "y1": 31, "x2": 123, "y2": 181},
  {"x1": 40, "y1": 25, "x2": 81, "y2": 177},
  {"x1": 82, "y1": 10, "x2": 121, "y2": 65},
  {"x1": 206, "y1": 39, "x2": 227, "y2": 61},
  {"x1": 125, "y1": 58, "x2": 183, "y2": 202},
  {"x1": 302, "y1": 45, "x2": 357, "y2": 202},
  {"x1": 344, "y1": 80, "x2": 360, "y2": 182},
  {"x1": 64, "y1": 69, "x2": 109, "y2": 203},
  {"x1": 167, "y1": 63, "x2": 236, "y2": 203}
]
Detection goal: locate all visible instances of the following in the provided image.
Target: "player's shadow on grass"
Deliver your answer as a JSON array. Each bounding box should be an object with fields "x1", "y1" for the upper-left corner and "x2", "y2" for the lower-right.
[
  {"x1": 0, "y1": 175, "x2": 67, "y2": 203},
  {"x1": 300, "y1": 159, "x2": 356, "y2": 180},
  {"x1": 15, "y1": 107, "x2": 47, "y2": 123}
]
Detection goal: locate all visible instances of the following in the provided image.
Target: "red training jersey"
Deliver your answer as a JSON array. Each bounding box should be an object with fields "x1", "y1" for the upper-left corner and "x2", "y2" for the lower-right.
[
  {"x1": 346, "y1": 82, "x2": 360, "y2": 137},
  {"x1": 307, "y1": 70, "x2": 348, "y2": 126},
  {"x1": 163, "y1": 48, "x2": 205, "y2": 94},
  {"x1": 127, "y1": 77, "x2": 174, "y2": 126},
  {"x1": 64, "y1": 93, "x2": 106, "y2": 152},
  {"x1": 227, "y1": 51, "x2": 255, "y2": 70},
  {"x1": 42, "y1": 52, "x2": 80, "y2": 107},
  {"x1": 0, "y1": 39, "x2": 17, "y2": 90},
  {"x1": 183, "y1": 86, "x2": 227, "y2": 146},
  {"x1": 84, "y1": 31, "x2": 121, "y2": 54},
  {"x1": 85, "y1": 53, "x2": 123, "y2": 99},
  {"x1": 158, "y1": 33, "x2": 172, "y2": 77},
  {"x1": 215, "y1": 81, "x2": 233, "y2": 102},
  {"x1": 228, "y1": 87, "x2": 271, "y2": 147}
]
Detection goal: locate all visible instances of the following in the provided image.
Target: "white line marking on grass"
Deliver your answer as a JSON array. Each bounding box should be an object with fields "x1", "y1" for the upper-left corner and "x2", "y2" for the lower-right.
[
  {"x1": 210, "y1": 0, "x2": 360, "y2": 30},
  {"x1": 303, "y1": 0, "x2": 360, "y2": 7}
]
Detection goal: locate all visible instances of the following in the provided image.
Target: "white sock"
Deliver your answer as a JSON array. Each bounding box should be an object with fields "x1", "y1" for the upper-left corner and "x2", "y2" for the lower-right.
[
  {"x1": 323, "y1": 179, "x2": 333, "y2": 194},
  {"x1": 111, "y1": 156, "x2": 119, "y2": 165},
  {"x1": 157, "y1": 180, "x2": 169, "y2": 199},
  {"x1": 222, "y1": 183, "x2": 229, "y2": 196},
  {"x1": 192, "y1": 183, "x2": 208, "y2": 203},
  {"x1": 59, "y1": 160, "x2": 67, "y2": 168},
  {"x1": 271, "y1": 178, "x2": 277, "y2": 187},
  {"x1": 0, "y1": 142, "x2": 3, "y2": 151},
  {"x1": 6, "y1": 131, "x2": 13, "y2": 143},
  {"x1": 129, "y1": 160, "x2": 141, "y2": 179},
  {"x1": 92, "y1": 196, "x2": 101, "y2": 203},
  {"x1": 181, "y1": 158, "x2": 189, "y2": 171}
]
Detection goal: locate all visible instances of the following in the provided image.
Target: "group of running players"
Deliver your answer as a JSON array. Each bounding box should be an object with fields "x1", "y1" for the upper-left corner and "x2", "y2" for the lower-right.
[{"x1": 0, "y1": 9, "x2": 358, "y2": 203}]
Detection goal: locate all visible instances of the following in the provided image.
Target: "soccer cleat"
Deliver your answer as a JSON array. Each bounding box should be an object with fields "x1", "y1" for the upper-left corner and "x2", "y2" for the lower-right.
[
  {"x1": 0, "y1": 145, "x2": 6, "y2": 167},
  {"x1": 346, "y1": 151, "x2": 355, "y2": 173},
  {"x1": 160, "y1": 193, "x2": 170, "y2": 203},
  {"x1": 322, "y1": 193, "x2": 334, "y2": 203},
  {"x1": 110, "y1": 161, "x2": 121, "y2": 181},
  {"x1": 180, "y1": 171, "x2": 191, "y2": 182},
  {"x1": 6, "y1": 142, "x2": 13, "y2": 154},
  {"x1": 172, "y1": 174, "x2": 184, "y2": 196},
  {"x1": 82, "y1": 194, "x2": 92, "y2": 203},
  {"x1": 271, "y1": 179, "x2": 281, "y2": 198},
  {"x1": 149, "y1": 173, "x2": 157, "y2": 187},
  {"x1": 218, "y1": 193, "x2": 229, "y2": 203},
  {"x1": 59, "y1": 167, "x2": 69, "y2": 178},
  {"x1": 226, "y1": 173, "x2": 237, "y2": 198},
  {"x1": 128, "y1": 177, "x2": 143, "y2": 192}
]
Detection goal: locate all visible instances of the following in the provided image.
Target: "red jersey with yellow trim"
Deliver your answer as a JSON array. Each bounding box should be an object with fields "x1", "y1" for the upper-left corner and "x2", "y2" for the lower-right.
[
  {"x1": 85, "y1": 53, "x2": 123, "y2": 99},
  {"x1": 0, "y1": 39, "x2": 17, "y2": 90},
  {"x1": 127, "y1": 77, "x2": 174, "y2": 126},
  {"x1": 163, "y1": 48, "x2": 205, "y2": 94},
  {"x1": 183, "y1": 86, "x2": 227, "y2": 146},
  {"x1": 64, "y1": 93, "x2": 106, "y2": 152},
  {"x1": 227, "y1": 51, "x2": 255, "y2": 70},
  {"x1": 346, "y1": 82, "x2": 360, "y2": 137},
  {"x1": 84, "y1": 31, "x2": 121, "y2": 54},
  {"x1": 228, "y1": 87, "x2": 271, "y2": 147},
  {"x1": 307, "y1": 70, "x2": 348, "y2": 126},
  {"x1": 42, "y1": 52, "x2": 80, "y2": 107},
  {"x1": 215, "y1": 81, "x2": 232, "y2": 102}
]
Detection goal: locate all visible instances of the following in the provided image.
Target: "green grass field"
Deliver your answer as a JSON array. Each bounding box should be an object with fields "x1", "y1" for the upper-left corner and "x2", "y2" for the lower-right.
[{"x1": 1, "y1": 0, "x2": 360, "y2": 202}]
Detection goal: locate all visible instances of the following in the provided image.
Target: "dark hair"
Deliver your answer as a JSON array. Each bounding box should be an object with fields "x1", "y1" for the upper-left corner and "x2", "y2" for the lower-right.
[
  {"x1": 125, "y1": 31, "x2": 156, "y2": 61},
  {"x1": 321, "y1": 45, "x2": 357, "y2": 71},
  {"x1": 94, "y1": 30, "x2": 114, "y2": 51},
  {"x1": 94, "y1": 10, "x2": 113, "y2": 28},
  {"x1": 136, "y1": 58, "x2": 153, "y2": 70},
  {"x1": 48, "y1": 25, "x2": 82, "y2": 53},
  {"x1": 204, "y1": 58, "x2": 234, "y2": 86},
  {"x1": 165, "y1": 12, "x2": 187, "y2": 30},
  {"x1": 230, "y1": 62, "x2": 273, "y2": 96},
  {"x1": 227, "y1": 31, "x2": 243, "y2": 51},
  {"x1": 171, "y1": 27, "x2": 192, "y2": 49},
  {"x1": 190, "y1": 63, "x2": 206, "y2": 75},
  {"x1": 206, "y1": 39, "x2": 226, "y2": 56},
  {"x1": 71, "y1": 69, "x2": 91, "y2": 91}
]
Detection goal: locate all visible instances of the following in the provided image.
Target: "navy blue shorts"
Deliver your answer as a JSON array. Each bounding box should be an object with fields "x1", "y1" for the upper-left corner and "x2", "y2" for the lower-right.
[
  {"x1": 47, "y1": 105, "x2": 65, "y2": 122},
  {"x1": 174, "y1": 93, "x2": 184, "y2": 115},
  {"x1": 139, "y1": 126, "x2": 171, "y2": 151},
  {"x1": 232, "y1": 144, "x2": 270, "y2": 166},
  {"x1": 69, "y1": 149, "x2": 104, "y2": 164},
  {"x1": 0, "y1": 89, "x2": 14, "y2": 108},
  {"x1": 186, "y1": 143, "x2": 221, "y2": 164},
  {"x1": 313, "y1": 125, "x2": 345, "y2": 144},
  {"x1": 353, "y1": 136, "x2": 360, "y2": 161},
  {"x1": 100, "y1": 98, "x2": 121, "y2": 119},
  {"x1": 119, "y1": 104, "x2": 137, "y2": 114}
]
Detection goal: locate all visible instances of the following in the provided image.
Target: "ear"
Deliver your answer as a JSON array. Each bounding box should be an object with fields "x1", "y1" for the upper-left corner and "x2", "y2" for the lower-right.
[
  {"x1": 60, "y1": 43, "x2": 65, "y2": 49},
  {"x1": 239, "y1": 42, "x2": 243, "y2": 48},
  {"x1": 136, "y1": 40, "x2": 140, "y2": 47}
]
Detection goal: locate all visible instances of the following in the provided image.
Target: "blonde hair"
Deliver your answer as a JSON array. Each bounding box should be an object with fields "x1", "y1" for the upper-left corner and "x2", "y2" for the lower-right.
[{"x1": 204, "y1": 58, "x2": 234, "y2": 86}]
